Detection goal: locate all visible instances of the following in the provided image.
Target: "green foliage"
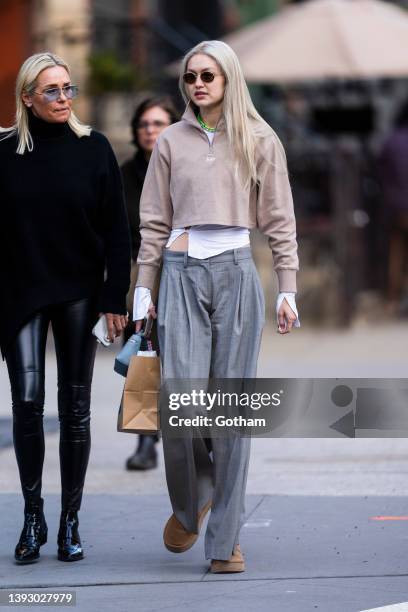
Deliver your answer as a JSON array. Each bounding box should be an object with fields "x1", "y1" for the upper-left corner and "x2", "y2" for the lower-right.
[
  {"x1": 235, "y1": 0, "x2": 279, "y2": 25},
  {"x1": 87, "y1": 51, "x2": 149, "y2": 94}
]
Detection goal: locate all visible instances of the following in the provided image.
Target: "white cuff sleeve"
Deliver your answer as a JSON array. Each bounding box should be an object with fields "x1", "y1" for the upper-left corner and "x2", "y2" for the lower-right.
[
  {"x1": 276, "y1": 292, "x2": 300, "y2": 328},
  {"x1": 133, "y1": 286, "x2": 151, "y2": 321}
]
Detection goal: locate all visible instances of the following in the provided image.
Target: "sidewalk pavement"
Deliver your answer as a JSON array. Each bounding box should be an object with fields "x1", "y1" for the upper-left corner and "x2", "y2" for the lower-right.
[{"x1": 1, "y1": 324, "x2": 408, "y2": 611}]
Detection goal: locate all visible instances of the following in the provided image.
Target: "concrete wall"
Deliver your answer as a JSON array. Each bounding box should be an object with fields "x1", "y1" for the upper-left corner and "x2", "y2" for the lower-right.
[{"x1": 31, "y1": 0, "x2": 92, "y2": 122}]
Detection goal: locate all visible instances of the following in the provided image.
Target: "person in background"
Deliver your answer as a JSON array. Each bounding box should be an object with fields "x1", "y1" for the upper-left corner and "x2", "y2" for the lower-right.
[
  {"x1": 121, "y1": 97, "x2": 179, "y2": 471},
  {"x1": 378, "y1": 100, "x2": 408, "y2": 315},
  {"x1": 0, "y1": 52, "x2": 130, "y2": 564}
]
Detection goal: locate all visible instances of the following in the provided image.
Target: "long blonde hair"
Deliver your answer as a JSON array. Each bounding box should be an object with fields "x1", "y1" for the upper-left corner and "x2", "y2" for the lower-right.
[
  {"x1": 0, "y1": 52, "x2": 91, "y2": 155},
  {"x1": 179, "y1": 40, "x2": 276, "y2": 188}
]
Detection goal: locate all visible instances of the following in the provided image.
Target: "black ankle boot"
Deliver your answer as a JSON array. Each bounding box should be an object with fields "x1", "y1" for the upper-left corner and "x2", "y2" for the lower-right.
[
  {"x1": 126, "y1": 435, "x2": 158, "y2": 471},
  {"x1": 57, "y1": 510, "x2": 83, "y2": 562},
  {"x1": 15, "y1": 498, "x2": 47, "y2": 564}
]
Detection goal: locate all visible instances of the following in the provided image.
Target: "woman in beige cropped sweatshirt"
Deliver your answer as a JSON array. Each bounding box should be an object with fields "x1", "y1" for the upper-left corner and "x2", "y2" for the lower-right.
[{"x1": 134, "y1": 40, "x2": 300, "y2": 573}]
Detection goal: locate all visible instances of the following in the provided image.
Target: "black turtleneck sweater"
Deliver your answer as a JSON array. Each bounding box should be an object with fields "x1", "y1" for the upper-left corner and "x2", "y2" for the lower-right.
[{"x1": 0, "y1": 112, "x2": 131, "y2": 357}]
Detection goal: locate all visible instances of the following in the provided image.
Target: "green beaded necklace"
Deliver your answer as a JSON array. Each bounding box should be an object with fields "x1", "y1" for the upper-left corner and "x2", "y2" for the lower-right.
[{"x1": 197, "y1": 113, "x2": 217, "y2": 132}]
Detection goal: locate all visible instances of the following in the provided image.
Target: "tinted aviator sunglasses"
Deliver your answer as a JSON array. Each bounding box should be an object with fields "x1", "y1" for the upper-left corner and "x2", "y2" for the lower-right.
[
  {"x1": 182, "y1": 71, "x2": 221, "y2": 85},
  {"x1": 32, "y1": 85, "x2": 79, "y2": 103}
]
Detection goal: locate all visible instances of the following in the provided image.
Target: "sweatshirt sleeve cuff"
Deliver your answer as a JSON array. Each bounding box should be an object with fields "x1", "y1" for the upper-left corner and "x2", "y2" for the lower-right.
[
  {"x1": 276, "y1": 269, "x2": 297, "y2": 293},
  {"x1": 135, "y1": 264, "x2": 159, "y2": 291}
]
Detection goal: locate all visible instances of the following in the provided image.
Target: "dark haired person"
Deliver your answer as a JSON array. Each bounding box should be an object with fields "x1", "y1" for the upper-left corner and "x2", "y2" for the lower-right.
[
  {"x1": 121, "y1": 97, "x2": 179, "y2": 471},
  {"x1": 0, "y1": 52, "x2": 130, "y2": 564},
  {"x1": 379, "y1": 100, "x2": 408, "y2": 315}
]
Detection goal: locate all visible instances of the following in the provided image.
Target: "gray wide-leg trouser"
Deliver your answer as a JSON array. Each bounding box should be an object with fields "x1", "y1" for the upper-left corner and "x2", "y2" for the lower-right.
[{"x1": 157, "y1": 247, "x2": 265, "y2": 560}]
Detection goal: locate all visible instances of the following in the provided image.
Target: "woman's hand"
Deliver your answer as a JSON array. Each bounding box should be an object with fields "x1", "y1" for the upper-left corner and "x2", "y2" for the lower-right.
[
  {"x1": 135, "y1": 302, "x2": 157, "y2": 333},
  {"x1": 277, "y1": 298, "x2": 298, "y2": 334},
  {"x1": 104, "y1": 313, "x2": 128, "y2": 342}
]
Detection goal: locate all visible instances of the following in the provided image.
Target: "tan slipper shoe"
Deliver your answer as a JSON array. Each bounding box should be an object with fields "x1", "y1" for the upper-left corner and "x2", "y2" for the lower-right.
[
  {"x1": 210, "y1": 544, "x2": 245, "y2": 573},
  {"x1": 163, "y1": 500, "x2": 211, "y2": 553}
]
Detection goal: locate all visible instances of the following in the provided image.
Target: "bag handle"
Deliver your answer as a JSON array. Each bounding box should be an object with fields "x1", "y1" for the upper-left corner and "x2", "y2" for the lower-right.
[
  {"x1": 139, "y1": 315, "x2": 154, "y2": 351},
  {"x1": 141, "y1": 315, "x2": 154, "y2": 338}
]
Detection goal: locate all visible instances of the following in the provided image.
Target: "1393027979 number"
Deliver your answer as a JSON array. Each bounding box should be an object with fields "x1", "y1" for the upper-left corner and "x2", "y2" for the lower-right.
[{"x1": 7, "y1": 592, "x2": 74, "y2": 605}]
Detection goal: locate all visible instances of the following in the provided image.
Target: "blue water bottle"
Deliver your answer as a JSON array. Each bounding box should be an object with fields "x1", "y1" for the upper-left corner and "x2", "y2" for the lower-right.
[{"x1": 114, "y1": 332, "x2": 143, "y2": 377}]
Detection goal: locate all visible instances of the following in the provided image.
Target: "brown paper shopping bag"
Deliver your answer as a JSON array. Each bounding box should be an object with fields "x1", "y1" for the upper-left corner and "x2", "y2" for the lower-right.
[{"x1": 117, "y1": 353, "x2": 161, "y2": 434}]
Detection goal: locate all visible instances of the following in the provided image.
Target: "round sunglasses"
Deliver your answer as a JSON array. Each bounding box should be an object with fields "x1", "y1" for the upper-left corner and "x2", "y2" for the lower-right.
[
  {"x1": 182, "y1": 71, "x2": 221, "y2": 85},
  {"x1": 32, "y1": 85, "x2": 79, "y2": 103}
]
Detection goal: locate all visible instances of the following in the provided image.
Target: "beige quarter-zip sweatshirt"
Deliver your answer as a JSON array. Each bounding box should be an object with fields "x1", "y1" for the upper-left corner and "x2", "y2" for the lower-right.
[{"x1": 136, "y1": 105, "x2": 299, "y2": 292}]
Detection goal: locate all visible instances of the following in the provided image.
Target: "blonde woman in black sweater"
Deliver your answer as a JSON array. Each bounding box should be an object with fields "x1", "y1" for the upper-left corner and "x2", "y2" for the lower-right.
[{"x1": 0, "y1": 53, "x2": 130, "y2": 564}]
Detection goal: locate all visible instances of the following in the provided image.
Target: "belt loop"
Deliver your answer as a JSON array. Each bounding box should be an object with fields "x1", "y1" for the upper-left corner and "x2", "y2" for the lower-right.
[
  {"x1": 183, "y1": 252, "x2": 188, "y2": 268},
  {"x1": 233, "y1": 248, "x2": 238, "y2": 265}
]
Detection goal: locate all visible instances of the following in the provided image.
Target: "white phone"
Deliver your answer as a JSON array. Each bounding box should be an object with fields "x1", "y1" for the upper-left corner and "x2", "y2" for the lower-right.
[{"x1": 92, "y1": 315, "x2": 111, "y2": 346}]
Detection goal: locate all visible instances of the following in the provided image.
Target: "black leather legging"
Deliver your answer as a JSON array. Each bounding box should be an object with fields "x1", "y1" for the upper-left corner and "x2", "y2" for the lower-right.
[{"x1": 5, "y1": 297, "x2": 98, "y2": 511}]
